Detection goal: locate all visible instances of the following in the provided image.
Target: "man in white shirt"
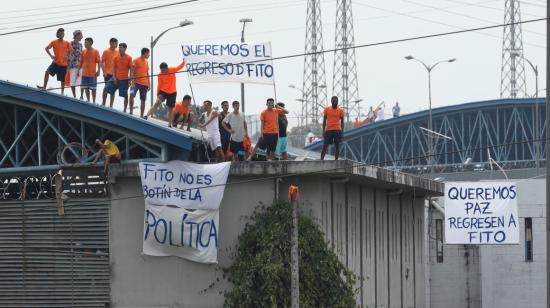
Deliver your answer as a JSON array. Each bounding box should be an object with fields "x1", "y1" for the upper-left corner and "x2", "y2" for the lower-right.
[
  {"x1": 200, "y1": 100, "x2": 224, "y2": 162},
  {"x1": 222, "y1": 100, "x2": 248, "y2": 161}
]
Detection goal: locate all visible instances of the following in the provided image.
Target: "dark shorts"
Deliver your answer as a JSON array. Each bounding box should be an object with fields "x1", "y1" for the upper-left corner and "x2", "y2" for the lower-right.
[
  {"x1": 47, "y1": 62, "x2": 67, "y2": 82},
  {"x1": 324, "y1": 130, "x2": 343, "y2": 146},
  {"x1": 104, "y1": 74, "x2": 112, "y2": 83},
  {"x1": 230, "y1": 140, "x2": 244, "y2": 155},
  {"x1": 81, "y1": 76, "x2": 97, "y2": 90},
  {"x1": 130, "y1": 83, "x2": 148, "y2": 101},
  {"x1": 158, "y1": 91, "x2": 177, "y2": 107},
  {"x1": 105, "y1": 78, "x2": 129, "y2": 98},
  {"x1": 259, "y1": 133, "x2": 278, "y2": 153},
  {"x1": 108, "y1": 155, "x2": 120, "y2": 163},
  {"x1": 220, "y1": 132, "x2": 230, "y2": 152}
]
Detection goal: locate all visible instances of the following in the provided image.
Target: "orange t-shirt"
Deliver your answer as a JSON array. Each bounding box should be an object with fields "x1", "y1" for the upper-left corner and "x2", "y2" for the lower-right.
[
  {"x1": 157, "y1": 62, "x2": 185, "y2": 94},
  {"x1": 47, "y1": 39, "x2": 72, "y2": 66},
  {"x1": 113, "y1": 54, "x2": 132, "y2": 80},
  {"x1": 173, "y1": 100, "x2": 190, "y2": 115},
  {"x1": 79, "y1": 48, "x2": 100, "y2": 77},
  {"x1": 101, "y1": 48, "x2": 118, "y2": 76},
  {"x1": 260, "y1": 108, "x2": 284, "y2": 134},
  {"x1": 324, "y1": 106, "x2": 345, "y2": 131},
  {"x1": 132, "y1": 57, "x2": 149, "y2": 87}
]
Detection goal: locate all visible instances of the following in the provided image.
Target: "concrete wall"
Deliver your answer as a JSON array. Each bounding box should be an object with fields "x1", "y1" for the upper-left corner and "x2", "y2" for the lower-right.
[
  {"x1": 428, "y1": 173, "x2": 546, "y2": 308},
  {"x1": 480, "y1": 179, "x2": 546, "y2": 308},
  {"x1": 109, "y1": 167, "x2": 432, "y2": 307}
]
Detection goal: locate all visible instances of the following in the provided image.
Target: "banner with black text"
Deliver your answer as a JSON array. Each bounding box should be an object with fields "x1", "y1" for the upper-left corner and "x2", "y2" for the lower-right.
[
  {"x1": 182, "y1": 42, "x2": 274, "y2": 84},
  {"x1": 139, "y1": 161, "x2": 231, "y2": 263}
]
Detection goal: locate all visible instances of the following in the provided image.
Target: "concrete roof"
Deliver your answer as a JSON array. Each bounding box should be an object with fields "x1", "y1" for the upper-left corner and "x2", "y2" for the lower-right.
[{"x1": 108, "y1": 159, "x2": 444, "y2": 196}]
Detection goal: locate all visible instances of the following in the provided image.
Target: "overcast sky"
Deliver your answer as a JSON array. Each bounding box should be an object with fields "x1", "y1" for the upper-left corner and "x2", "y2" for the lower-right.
[{"x1": 1, "y1": 0, "x2": 546, "y2": 125}]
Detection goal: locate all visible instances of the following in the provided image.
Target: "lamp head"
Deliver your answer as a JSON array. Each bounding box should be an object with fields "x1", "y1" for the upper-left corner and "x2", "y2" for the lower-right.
[
  {"x1": 240, "y1": 18, "x2": 253, "y2": 23},
  {"x1": 179, "y1": 20, "x2": 193, "y2": 27},
  {"x1": 448, "y1": 58, "x2": 456, "y2": 63},
  {"x1": 288, "y1": 84, "x2": 296, "y2": 89},
  {"x1": 405, "y1": 55, "x2": 414, "y2": 60}
]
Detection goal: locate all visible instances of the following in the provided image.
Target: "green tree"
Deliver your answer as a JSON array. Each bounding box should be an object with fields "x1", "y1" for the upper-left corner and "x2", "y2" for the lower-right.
[{"x1": 224, "y1": 201, "x2": 357, "y2": 307}]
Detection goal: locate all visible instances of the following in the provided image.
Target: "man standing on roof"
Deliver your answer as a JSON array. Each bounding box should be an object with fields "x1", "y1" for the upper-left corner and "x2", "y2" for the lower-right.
[
  {"x1": 144, "y1": 60, "x2": 185, "y2": 124},
  {"x1": 101, "y1": 38, "x2": 118, "y2": 106},
  {"x1": 218, "y1": 101, "x2": 231, "y2": 155},
  {"x1": 275, "y1": 102, "x2": 289, "y2": 160},
  {"x1": 247, "y1": 98, "x2": 288, "y2": 161},
  {"x1": 200, "y1": 100, "x2": 225, "y2": 162},
  {"x1": 392, "y1": 102, "x2": 400, "y2": 117},
  {"x1": 129, "y1": 48, "x2": 150, "y2": 117},
  {"x1": 67, "y1": 30, "x2": 83, "y2": 99},
  {"x1": 77, "y1": 37, "x2": 101, "y2": 103},
  {"x1": 38, "y1": 28, "x2": 72, "y2": 94},
  {"x1": 104, "y1": 43, "x2": 132, "y2": 108},
  {"x1": 222, "y1": 101, "x2": 248, "y2": 161},
  {"x1": 173, "y1": 94, "x2": 194, "y2": 131},
  {"x1": 321, "y1": 96, "x2": 345, "y2": 160}
]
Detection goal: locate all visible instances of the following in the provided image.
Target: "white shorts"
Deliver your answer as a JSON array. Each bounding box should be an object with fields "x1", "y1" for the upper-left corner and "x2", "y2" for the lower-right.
[
  {"x1": 69, "y1": 68, "x2": 82, "y2": 87},
  {"x1": 207, "y1": 133, "x2": 221, "y2": 151}
]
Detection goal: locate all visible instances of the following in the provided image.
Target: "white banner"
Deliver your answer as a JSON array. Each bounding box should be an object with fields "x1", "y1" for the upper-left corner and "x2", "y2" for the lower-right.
[
  {"x1": 182, "y1": 42, "x2": 274, "y2": 84},
  {"x1": 444, "y1": 182, "x2": 519, "y2": 244},
  {"x1": 139, "y1": 161, "x2": 231, "y2": 210},
  {"x1": 143, "y1": 204, "x2": 219, "y2": 263},
  {"x1": 139, "y1": 161, "x2": 230, "y2": 263}
]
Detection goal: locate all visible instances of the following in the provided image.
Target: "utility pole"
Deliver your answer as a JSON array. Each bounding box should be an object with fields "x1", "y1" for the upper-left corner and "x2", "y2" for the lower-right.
[
  {"x1": 288, "y1": 185, "x2": 300, "y2": 308},
  {"x1": 239, "y1": 18, "x2": 252, "y2": 113}
]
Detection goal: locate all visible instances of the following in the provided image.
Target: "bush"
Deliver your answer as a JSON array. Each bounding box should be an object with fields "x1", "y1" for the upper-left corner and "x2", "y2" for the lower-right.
[{"x1": 224, "y1": 201, "x2": 357, "y2": 307}]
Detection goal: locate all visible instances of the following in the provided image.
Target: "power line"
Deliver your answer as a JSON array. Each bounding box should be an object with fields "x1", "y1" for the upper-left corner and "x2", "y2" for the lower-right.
[
  {"x1": 442, "y1": 0, "x2": 544, "y2": 19},
  {"x1": 0, "y1": 0, "x2": 199, "y2": 36},
  {"x1": 0, "y1": 0, "x2": 296, "y2": 31},
  {"x1": 0, "y1": 0, "x2": 513, "y2": 64},
  {"x1": 0, "y1": 17, "x2": 546, "y2": 100},
  {"x1": 0, "y1": 0, "x2": 133, "y2": 15},
  {"x1": 401, "y1": 0, "x2": 546, "y2": 37},
  {"x1": 0, "y1": 0, "x2": 172, "y2": 22},
  {"x1": 354, "y1": 1, "x2": 545, "y2": 48}
]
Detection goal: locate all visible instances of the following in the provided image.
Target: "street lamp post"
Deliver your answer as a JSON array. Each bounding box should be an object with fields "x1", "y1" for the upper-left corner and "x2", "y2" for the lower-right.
[
  {"x1": 240, "y1": 18, "x2": 253, "y2": 113},
  {"x1": 405, "y1": 55, "x2": 456, "y2": 176},
  {"x1": 289, "y1": 84, "x2": 326, "y2": 128},
  {"x1": 150, "y1": 20, "x2": 193, "y2": 107},
  {"x1": 512, "y1": 52, "x2": 540, "y2": 168}
]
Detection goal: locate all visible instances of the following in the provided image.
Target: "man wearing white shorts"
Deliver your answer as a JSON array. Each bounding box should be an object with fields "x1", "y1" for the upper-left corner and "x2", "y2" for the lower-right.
[
  {"x1": 200, "y1": 100, "x2": 224, "y2": 162},
  {"x1": 68, "y1": 30, "x2": 83, "y2": 99}
]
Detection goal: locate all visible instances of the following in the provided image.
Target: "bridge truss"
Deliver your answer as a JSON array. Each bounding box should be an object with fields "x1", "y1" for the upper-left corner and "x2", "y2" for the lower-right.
[
  {"x1": 333, "y1": 99, "x2": 546, "y2": 172},
  {"x1": 0, "y1": 101, "x2": 167, "y2": 171}
]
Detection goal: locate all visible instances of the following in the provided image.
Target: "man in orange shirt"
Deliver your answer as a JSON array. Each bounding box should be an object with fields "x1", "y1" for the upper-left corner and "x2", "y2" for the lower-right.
[
  {"x1": 101, "y1": 37, "x2": 118, "y2": 106},
  {"x1": 129, "y1": 48, "x2": 150, "y2": 117},
  {"x1": 144, "y1": 60, "x2": 185, "y2": 126},
  {"x1": 321, "y1": 96, "x2": 345, "y2": 160},
  {"x1": 104, "y1": 43, "x2": 132, "y2": 108},
  {"x1": 38, "y1": 28, "x2": 72, "y2": 95},
  {"x1": 77, "y1": 37, "x2": 101, "y2": 103},
  {"x1": 172, "y1": 94, "x2": 194, "y2": 131},
  {"x1": 247, "y1": 98, "x2": 288, "y2": 161}
]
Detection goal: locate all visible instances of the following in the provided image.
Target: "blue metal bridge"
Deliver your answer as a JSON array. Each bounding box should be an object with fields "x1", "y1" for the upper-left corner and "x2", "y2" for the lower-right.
[
  {"x1": 307, "y1": 98, "x2": 547, "y2": 172},
  {"x1": 0, "y1": 80, "x2": 209, "y2": 174}
]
